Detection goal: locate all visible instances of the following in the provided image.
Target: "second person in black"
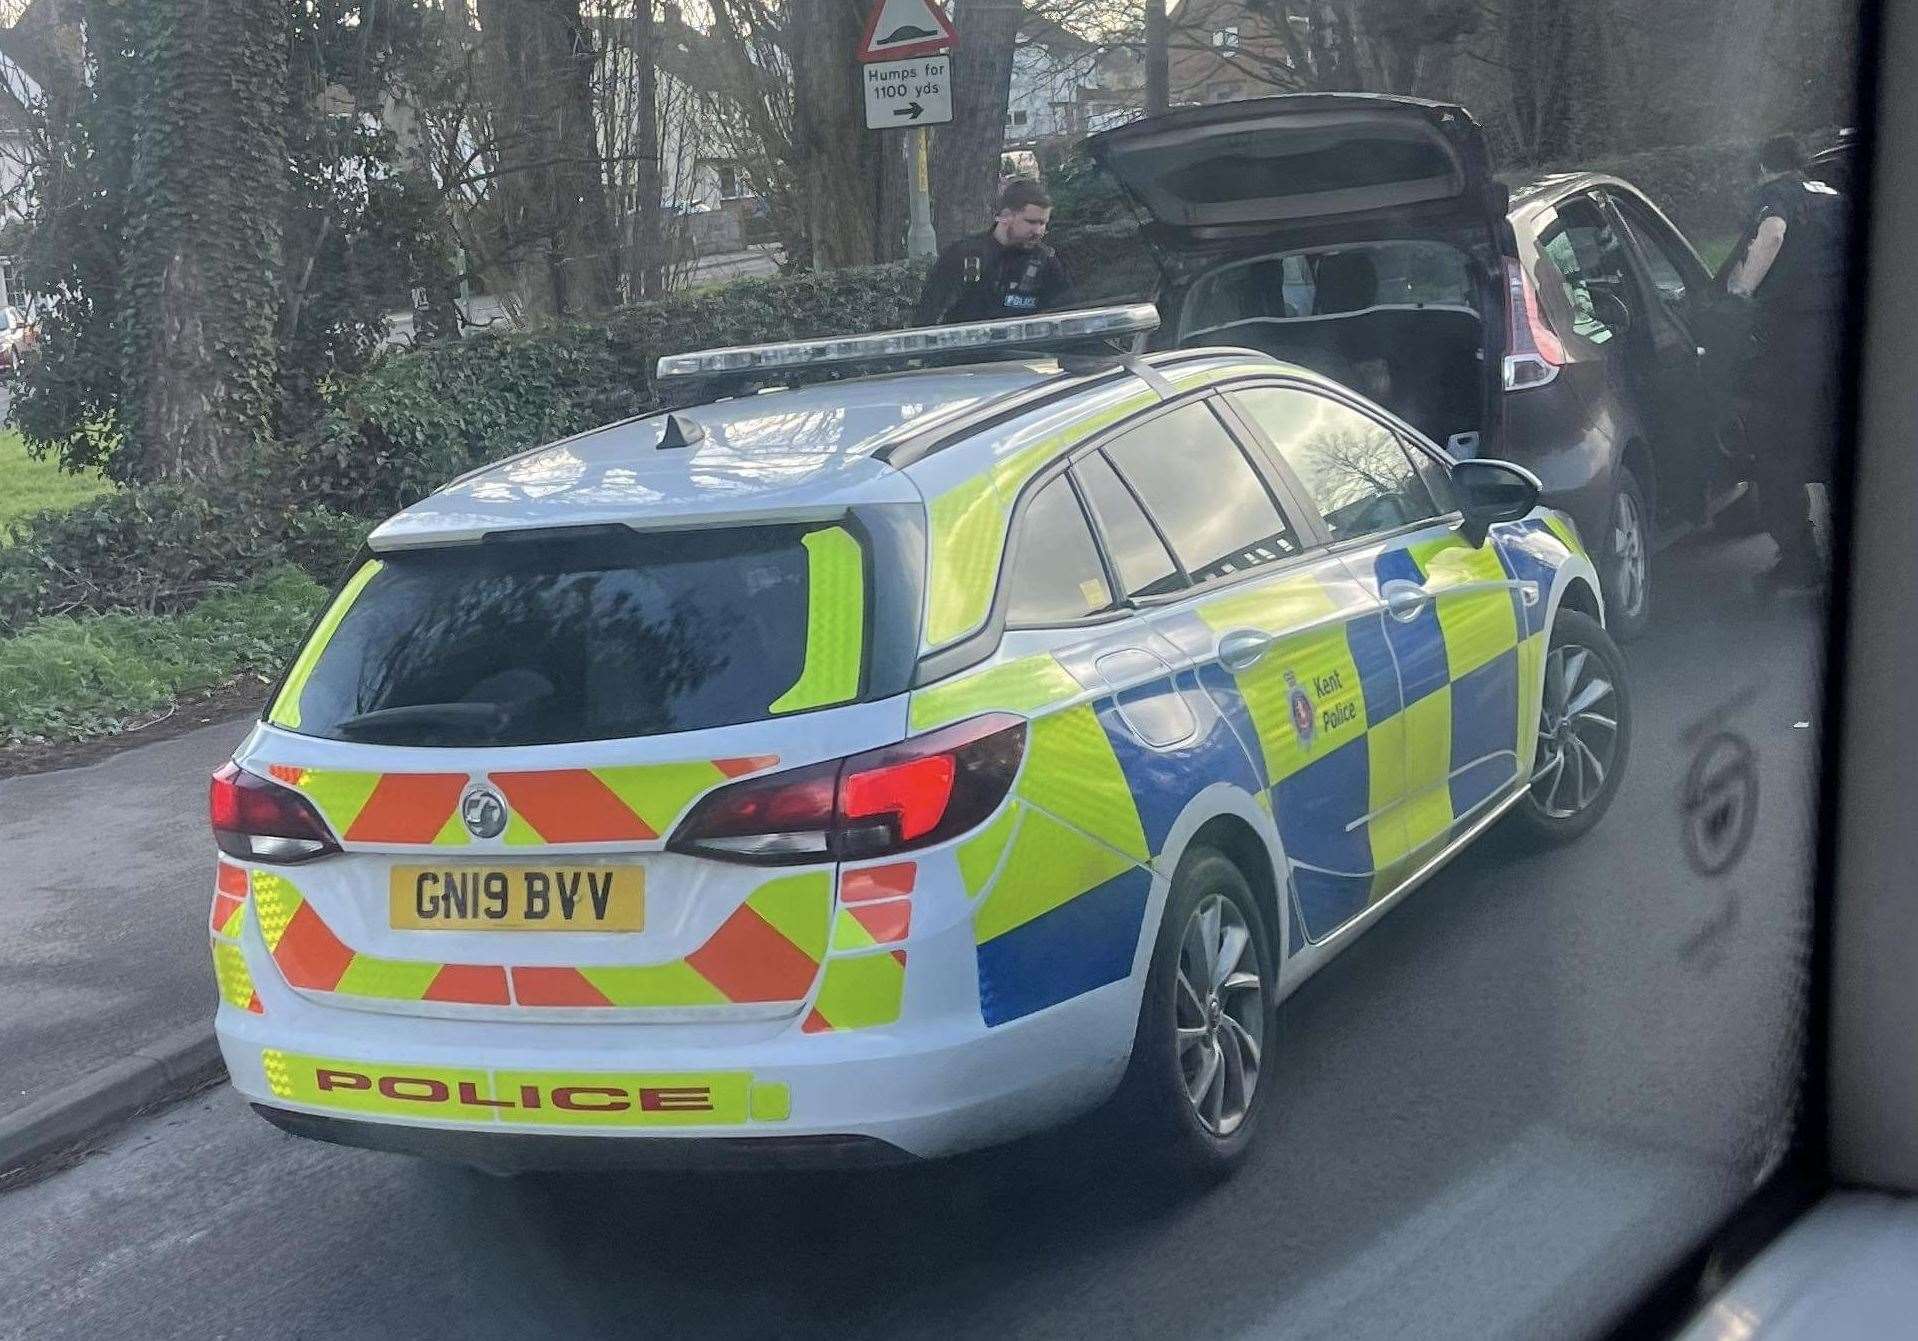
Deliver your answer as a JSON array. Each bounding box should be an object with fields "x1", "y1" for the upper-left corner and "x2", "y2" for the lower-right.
[{"x1": 913, "y1": 179, "x2": 1076, "y2": 326}]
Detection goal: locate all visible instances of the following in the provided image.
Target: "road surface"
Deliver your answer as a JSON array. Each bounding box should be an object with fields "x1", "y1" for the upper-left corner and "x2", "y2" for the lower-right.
[
  {"x1": 0, "y1": 530, "x2": 1824, "y2": 1339},
  {"x1": 0, "y1": 721, "x2": 250, "y2": 1117}
]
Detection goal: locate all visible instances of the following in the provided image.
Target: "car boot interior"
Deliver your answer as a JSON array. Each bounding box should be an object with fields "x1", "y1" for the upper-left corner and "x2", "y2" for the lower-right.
[{"x1": 1174, "y1": 242, "x2": 1489, "y2": 454}]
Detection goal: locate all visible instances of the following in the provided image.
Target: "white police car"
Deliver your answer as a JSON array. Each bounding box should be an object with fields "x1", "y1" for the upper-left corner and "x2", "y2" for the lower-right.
[{"x1": 207, "y1": 305, "x2": 1628, "y2": 1177}]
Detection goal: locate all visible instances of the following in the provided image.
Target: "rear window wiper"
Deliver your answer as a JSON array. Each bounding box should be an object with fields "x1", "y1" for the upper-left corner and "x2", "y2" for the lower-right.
[{"x1": 333, "y1": 702, "x2": 509, "y2": 740}]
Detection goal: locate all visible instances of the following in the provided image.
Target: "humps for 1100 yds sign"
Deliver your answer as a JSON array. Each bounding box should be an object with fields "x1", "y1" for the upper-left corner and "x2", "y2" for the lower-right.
[{"x1": 863, "y1": 56, "x2": 952, "y2": 130}]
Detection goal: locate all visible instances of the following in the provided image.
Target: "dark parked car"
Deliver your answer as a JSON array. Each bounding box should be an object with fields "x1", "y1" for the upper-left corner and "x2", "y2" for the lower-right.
[{"x1": 1086, "y1": 94, "x2": 1745, "y2": 638}]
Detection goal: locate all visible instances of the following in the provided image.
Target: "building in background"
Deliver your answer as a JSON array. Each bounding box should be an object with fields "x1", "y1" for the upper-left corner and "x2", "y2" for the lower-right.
[
  {"x1": 1167, "y1": 0, "x2": 1304, "y2": 106},
  {"x1": 1005, "y1": 15, "x2": 1145, "y2": 148},
  {"x1": 1004, "y1": 0, "x2": 1307, "y2": 156}
]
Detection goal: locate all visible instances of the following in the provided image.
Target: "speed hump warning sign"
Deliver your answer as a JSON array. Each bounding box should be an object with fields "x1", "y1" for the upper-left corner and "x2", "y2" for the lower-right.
[{"x1": 857, "y1": 0, "x2": 957, "y2": 63}]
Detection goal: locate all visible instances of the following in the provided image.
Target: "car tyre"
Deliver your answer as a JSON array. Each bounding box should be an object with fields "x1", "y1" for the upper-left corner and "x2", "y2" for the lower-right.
[
  {"x1": 1510, "y1": 609, "x2": 1632, "y2": 846},
  {"x1": 1603, "y1": 467, "x2": 1653, "y2": 641},
  {"x1": 1104, "y1": 844, "x2": 1276, "y2": 1184}
]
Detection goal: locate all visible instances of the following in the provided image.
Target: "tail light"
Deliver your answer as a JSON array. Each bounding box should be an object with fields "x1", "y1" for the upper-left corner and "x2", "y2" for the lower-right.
[
  {"x1": 209, "y1": 762, "x2": 341, "y2": 863},
  {"x1": 670, "y1": 714, "x2": 1027, "y2": 864},
  {"x1": 1502, "y1": 256, "x2": 1565, "y2": 391}
]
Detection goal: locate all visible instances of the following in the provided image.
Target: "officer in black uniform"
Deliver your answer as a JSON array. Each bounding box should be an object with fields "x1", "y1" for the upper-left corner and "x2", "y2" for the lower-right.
[
  {"x1": 1725, "y1": 133, "x2": 1852, "y2": 592},
  {"x1": 913, "y1": 179, "x2": 1075, "y2": 326}
]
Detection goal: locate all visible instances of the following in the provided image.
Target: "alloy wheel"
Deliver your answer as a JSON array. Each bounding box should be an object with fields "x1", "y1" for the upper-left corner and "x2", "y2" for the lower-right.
[
  {"x1": 1612, "y1": 491, "x2": 1648, "y2": 619},
  {"x1": 1531, "y1": 643, "x2": 1621, "y2": 819},
  {"x1": 1175, "y1": 893, "x2": 1265, "y2": 1137}
]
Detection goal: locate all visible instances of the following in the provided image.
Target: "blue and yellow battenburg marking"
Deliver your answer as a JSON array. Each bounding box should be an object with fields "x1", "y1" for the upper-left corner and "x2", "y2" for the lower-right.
[{"x1": 946, "y1": 518, "x2": 1574, "y2": 1025}]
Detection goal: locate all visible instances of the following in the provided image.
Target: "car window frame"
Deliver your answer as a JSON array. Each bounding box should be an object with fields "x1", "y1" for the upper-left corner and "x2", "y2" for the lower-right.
[
  {"x1": 999, "y1": 465, "x2": 1129, "y2": 632},
  {"x1": 1533, "y1": 191, "x2": 1637, "y2": 351},
  {"x1": 911, "y1": 380, "x2": 1347, "y2": 688},
  {"x1": 1070, "y1": 390, "x2": 1330, "y2": 606},
  {"x1": 1213, "y1": 376, "x2": 1465, "y2": 562},
  {"x1": 1071, "y1": 445, "x2": 1192, "y2": 601},
  {"x1": 1601, "y1": 186, "x2": 1713, "y2": 299}
]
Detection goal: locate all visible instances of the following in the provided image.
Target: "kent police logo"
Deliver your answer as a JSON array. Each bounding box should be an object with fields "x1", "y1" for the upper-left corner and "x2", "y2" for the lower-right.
[
  {"x1": 460, "y1": 787, "x2": 508, "y2": 839},
  {"x1": 1285, "y1": 669, "x2": 1315, "y2": 748}
]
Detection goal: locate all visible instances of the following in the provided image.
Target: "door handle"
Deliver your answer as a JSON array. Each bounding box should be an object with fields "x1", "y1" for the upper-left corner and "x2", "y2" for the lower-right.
[
  {"x1": 1217, "y1": 629, "x2": 1275, "y2": 672},
  {"x1": 1383, "y1": 581, "x2": 1432, "y2": 622}
]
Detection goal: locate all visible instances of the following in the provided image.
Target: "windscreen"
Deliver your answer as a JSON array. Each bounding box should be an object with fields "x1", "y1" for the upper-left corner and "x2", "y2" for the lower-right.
[{"x1": 278, "y1": 524, "x2": 871, "y2": 747}]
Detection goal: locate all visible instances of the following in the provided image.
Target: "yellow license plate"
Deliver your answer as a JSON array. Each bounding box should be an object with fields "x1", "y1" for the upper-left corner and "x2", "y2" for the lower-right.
[{"x1": 389, "y1": 866, "x2": 644, "y2": 932}]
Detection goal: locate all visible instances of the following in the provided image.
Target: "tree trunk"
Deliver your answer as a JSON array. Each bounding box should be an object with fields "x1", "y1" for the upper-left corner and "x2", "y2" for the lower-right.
[
  {"x1": 630, "y1": 0, "x2": 666, "y2": 299},
  {"x1": 475, "y1": 0, "x2": 618, "y2": 320},
  {"x1": 116, "y1": 0, "x2": 288, "y2": 485},
  {"x1": 930, "y1": 0, "x2": 1020, "y2": 246},
  {"x1": 789, "y1": 0, "x2": 905, "y2": 268}
]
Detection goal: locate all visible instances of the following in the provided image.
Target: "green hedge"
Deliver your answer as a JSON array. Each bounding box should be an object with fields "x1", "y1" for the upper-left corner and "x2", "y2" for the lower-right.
[
  {"x1": 296, "y1": 261, "x2": 930, "y2": 516},
  {"x1": 289, "y1": 241, "x2": 1158, "y2": 518},
  {"x1": 0, "y1": 565, "x2": 326, "y2": 744},
  {"x1": 1503, "y1": 138, "x2": 1763, "y2": 247}
]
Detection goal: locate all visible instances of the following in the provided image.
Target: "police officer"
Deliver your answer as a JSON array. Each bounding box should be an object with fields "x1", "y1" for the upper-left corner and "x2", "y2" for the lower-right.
[
  {"x1": 1725, "y1": 133, "x2": 1851, "y2": 593},
  {"x1": 913, "y1": 179, "x2": 1075, "y2": 326}
]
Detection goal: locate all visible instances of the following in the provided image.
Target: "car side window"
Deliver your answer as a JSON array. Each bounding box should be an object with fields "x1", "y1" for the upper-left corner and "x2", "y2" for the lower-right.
[
  {"x1": 1229, "y1": 386, "x2": 1441, "y2": 543},
  {"x1": 1612, "y1": 198, "x2": 1695, "y2": 314},
  {"x1": 1538, "y1": 196, "x2": 1632, "y2": 347},
  {"x1": 1004, "y1": 475, "x2": 1114, "y2": 626},
  {"x1": 1074, "y1": 450, "x2": 1186, "y2": 600},
  {"x1": 1101, "y1": 401, "x2": 1302, "y2": 584}
]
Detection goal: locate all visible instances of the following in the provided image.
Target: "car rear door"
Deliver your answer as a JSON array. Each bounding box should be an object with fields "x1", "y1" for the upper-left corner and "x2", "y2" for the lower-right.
[
  {"x1": 1073, "y1": 395, "x2": 1413, "y2": 947},
  {"x1": 1223, "y1": 382, "x2": 1533, "y2": 885}
]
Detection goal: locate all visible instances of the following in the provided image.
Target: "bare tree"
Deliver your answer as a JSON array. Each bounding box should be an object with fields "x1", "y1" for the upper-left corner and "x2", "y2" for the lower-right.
[{"x1": 474, "y1": 0, "x2": 619, "y2": 320}]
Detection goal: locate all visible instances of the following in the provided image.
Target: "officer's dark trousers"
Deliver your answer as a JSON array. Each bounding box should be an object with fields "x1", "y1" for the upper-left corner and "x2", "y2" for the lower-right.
[{"x1": 1747, "y1": 316, "x2": 1844, "y2": 571}]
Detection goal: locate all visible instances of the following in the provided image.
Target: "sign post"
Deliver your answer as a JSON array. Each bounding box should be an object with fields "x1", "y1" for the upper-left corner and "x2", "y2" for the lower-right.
[{"x1": 858, "y1": 0, "x2": 957, "y2": 263}]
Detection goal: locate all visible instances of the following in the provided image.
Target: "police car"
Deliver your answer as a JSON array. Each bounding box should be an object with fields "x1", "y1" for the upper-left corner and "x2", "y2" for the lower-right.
[{"x1": 207, "y1": 305, "x2": 1629, "y2": 1177}]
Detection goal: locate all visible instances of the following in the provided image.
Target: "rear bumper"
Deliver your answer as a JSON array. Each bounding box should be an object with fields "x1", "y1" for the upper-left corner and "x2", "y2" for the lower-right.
[
  {"x1": 215, "y1": 905, "x2": 1143, "y2": 1164},
  {"x1": 1497, "y1": 379, "x2": 1617, "y2": 554},
  {"x1": 251, "y1": 1105, "x2": 918, "y2": 1171}
]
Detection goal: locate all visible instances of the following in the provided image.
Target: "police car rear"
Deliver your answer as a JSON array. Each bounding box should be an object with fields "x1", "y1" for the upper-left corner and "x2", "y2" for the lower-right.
[{"x1": 206, "y1": 316, "x2": 1155, "y2": 1167}]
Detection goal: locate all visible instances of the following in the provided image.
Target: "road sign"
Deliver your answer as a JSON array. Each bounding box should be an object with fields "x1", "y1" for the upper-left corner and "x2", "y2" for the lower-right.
[
  {"x1": 863, "y1": 55, "x2": 952, "y2": 130},
  {"x1": 857, "y1": 0, "x2": 957, "y2": 62}
]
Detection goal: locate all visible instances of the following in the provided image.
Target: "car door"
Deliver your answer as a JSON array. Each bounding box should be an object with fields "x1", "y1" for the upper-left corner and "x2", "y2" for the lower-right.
[
  {"x1": 1533, "y1": 193, "x2": 1698, "y2": 531},
  {"x1": 1223, "y1": 382, "x2": 1530, "y2": 893},
  {"x1": 1081, "y1": 396, "x2": 1408, "y2": 947},
  {"x1": 1604, "y1": 188, "x2": 1740, "y2": 519}
]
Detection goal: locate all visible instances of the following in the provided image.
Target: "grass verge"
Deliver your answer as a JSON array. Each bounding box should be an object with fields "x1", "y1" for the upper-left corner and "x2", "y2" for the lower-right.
[
  {"x1": 0, "y1": 566, "x2": 325, "y2": 746},
  {"x1": 0, "y1": 429, "x2": 112, "y2": 532}
]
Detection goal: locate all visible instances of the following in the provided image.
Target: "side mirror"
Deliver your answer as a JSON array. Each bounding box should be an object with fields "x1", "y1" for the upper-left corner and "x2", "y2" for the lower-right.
[{"x1": 1453, "y1": 458, "x2": 1542, "y2": 546}]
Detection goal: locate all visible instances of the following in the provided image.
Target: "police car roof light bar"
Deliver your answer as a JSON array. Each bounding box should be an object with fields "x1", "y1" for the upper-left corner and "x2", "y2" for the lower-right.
[{"x1": 653, "y1": 304, "x2": 1161, "y2": 384}]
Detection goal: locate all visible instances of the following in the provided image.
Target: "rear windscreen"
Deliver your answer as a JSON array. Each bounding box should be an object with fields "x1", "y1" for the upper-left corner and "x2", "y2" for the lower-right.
[
  {"x1": 1158, "y1": 133, "x2": 1455, "y2": 208},
  {"x1": 275, "y1": 523, "x2": 877, "y2": 747}
]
